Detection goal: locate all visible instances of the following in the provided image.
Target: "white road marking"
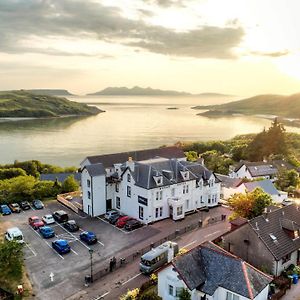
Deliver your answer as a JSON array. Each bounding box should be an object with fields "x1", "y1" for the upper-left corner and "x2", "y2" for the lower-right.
[
  {"x1": 45, "y1": 240, "x2": 64, "y2": 260},
  {"x1": 97, "y1": 241, "x2": 104, "y2": 246},
  {"x1": 94, "y1": 291, "x2": 110, "y2": 299},
  {"x1": 204, "y1": 230, "x2": 221, "y2": 238},
  {"x1": 71, "y1": 249, "x2": 78, "y2": 255},
  {"x1": 96, "y1": 216, "x2": 129, "y2": 234},
  {"x1": 121, "y1": 273, "x2": 142, "y2": 286},
  {"x1": 181, "y1": 240, "x2": 196, "y2": 249},
  {"x1": 24, "y1": 243, "x2": 37, "y2": 258}
]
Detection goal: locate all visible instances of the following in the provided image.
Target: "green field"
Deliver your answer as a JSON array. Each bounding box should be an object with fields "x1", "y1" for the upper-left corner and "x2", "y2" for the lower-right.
[{"x1": 0, "y1": 90, "x2": 102, "y2": 118}]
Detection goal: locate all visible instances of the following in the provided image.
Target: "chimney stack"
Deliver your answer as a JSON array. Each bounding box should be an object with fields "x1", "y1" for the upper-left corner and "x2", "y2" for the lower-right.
[{"x1": 126, "y1": 157, "x2": 134, "y2": 171}]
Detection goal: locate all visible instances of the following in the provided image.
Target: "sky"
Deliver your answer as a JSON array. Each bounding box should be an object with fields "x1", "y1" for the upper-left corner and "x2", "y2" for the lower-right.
[{"x1": 1, "y1": 0, "x2": 300, "y2": 96}]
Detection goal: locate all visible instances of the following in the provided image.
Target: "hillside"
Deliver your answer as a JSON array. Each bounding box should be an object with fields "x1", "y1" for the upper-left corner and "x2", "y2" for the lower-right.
[
  {"x1": 88, "y1": 86, "x2": 230, "y2": 97},
  {"x1": 0, "y1": 90, "x2": 102, "y2": 118},
  {"x1": 26, "y1": 89, "x2": 73, "y2": 96},
  {"x1": 193, "y1": 93, "x2": 300, "y2": 118}
]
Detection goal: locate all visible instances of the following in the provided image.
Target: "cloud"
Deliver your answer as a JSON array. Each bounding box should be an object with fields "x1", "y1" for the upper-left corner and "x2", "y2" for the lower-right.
[
  {"x1": 250, "y1": 50, "x2": 290, "y2": 57},
  {"x1": 142, "y1": 0, "x2": 185, "y2": 7},
  {"x1": 0, "y1": 0, "x2": 244, "y2": 59}
]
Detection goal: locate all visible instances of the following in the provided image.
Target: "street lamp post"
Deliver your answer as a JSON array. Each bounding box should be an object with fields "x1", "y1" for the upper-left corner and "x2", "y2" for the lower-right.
[{"x1": 89, "y1": 248, "x2": 94, "y2": 283}]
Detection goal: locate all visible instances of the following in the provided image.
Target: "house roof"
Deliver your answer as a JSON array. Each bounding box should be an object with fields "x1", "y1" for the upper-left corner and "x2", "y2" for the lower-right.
[
  {"x1": 215, "y1": 174, "x2": 243, "y2": 188},
  {"x1": 130, "y1": 157, "x2": 215, "y2": 190},
  {"x1": 84, "y1": 163, "x2": 105, "y2": 177},
  {"x1": 272, "y1": 160, "x2": 300, "y2": 172},
  {"x1": 234, "y1": 161, "x2": 278, "y2": 177},
  {"x1": 172, "y1": 242, "x2": 272, "y2": 298},
  {"x1": 83, "y1": 146, "x2": 185, "y2": 168},
  {"x1": 230, "y1": 217, "x2": 248, "y2": 227},
  {"x1": 40, "y1": 172, "x2": 81, "y2": 183},
  {"x1": 243, "y1": 179, "x2": 279, "y2": 195},
  {"x1": 249, "y1": 204, "x2": 300, "y2": 260}
]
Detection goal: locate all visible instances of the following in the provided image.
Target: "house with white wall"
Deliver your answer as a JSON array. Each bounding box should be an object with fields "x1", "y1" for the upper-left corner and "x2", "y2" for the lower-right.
[
  {"x1": 158, "y1": 241, "x2": 272, "y2": 300},
  {"x1": 222, "y1": 204, "x2": 300, "y2": 276},
  {"x1": 81, "y1": 147, "x2": 220, "y2": 223}
]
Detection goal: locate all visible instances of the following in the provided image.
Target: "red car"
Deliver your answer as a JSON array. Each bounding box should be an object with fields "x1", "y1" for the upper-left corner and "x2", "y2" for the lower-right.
[
  {"x1": 116, "y1": 216, "x2": 133, "y2": 228},
  {"x1": 29, "y1": 216, "x2": 44, "y2": 230}
]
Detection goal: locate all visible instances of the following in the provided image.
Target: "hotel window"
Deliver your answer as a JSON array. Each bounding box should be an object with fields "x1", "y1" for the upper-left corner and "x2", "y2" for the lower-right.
[
  {"x1": 115, "y1": 184, "x2": 119, "y2": 192},
  {"x1": 177, "y1": 206, "x2": 183, "y2": 216},
  {"x1": 159, "y1": 206, "x2": 163, "y2": 217},
  {"x1": 127, "y1": 186, "x2": 131, "y2": 197},
  {"x1": 156, "y1": 190, "x2": 163, "y2": 200},
  {"x1": 200, "y1": 195, "x2": 204, "y2": 203},
  {"x1": 87, "y1": 179, "x2": 91, "y2": 188},
  {"x1": 226, "y1": 291, "x2": 240, "y2": 300},
  {"x1": 168, "y1": 285, "x2": 174, "y2": 296},
  {"x1": 186, "y1": 184, "x2": 189, "y2": 193},
  {"x1": 116, "y1": 197, "x2": 120, "y2": 209},
  {"x1": 183, "y1": 185, "x2": 186, "y2": 194},
  {"x1": 208, "y1": 195, "x2": 211, "y2": 204},
  {"x1": 139, "y1": 206, "x2": 144, "y2": 220},
  {"x1": 127, "y1": 173, "x2": 131, "y2": 182},
  {"x1": 87, "y1": 191, "x2": 91, "y2": 199},
  {"x1": 171, "y1": 188, "x2": 175, "y2": 197},
  {"x1": 186, "y1": 199, "x2": 190, "y2": 210},
  {"x1": 156, "y1": 207, "x2": 163, "y2": 218}
]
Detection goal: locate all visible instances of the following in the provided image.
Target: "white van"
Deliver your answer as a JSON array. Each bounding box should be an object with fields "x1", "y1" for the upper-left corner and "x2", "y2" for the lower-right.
[{"x1": 5, "y1": 227, "x2": 24, "y2": 243}]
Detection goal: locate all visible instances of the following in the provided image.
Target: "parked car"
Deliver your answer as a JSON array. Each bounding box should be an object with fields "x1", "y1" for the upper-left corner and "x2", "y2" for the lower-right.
[
  {"x1": 52, "y1": 239, "x2": 71, "y2": 254},
  {"x1": 9, "y1": 203, "x2": 21, "y2": 213},
  {"x1": 116, "y1": 216, "x2": 133, "y2": 228},
  {"x1": 39, "y1": 226, "x2": 55, "y2": 239},
  {"x1": 42, "y1": 214, "x2": 55, "y2": 225},
  {"x1": 124, "y1": 219, "x2": 143, "y2": 231},
  {"x1": 53, "y1": 210, "x2": 69, "y2": 223},
  {"x1": 79, "y1": 231, "x2": 97, "y2": 245},
  {"x1": 32, "y1": 199, "x2": 44, "y2": 210},
  {"x1": 20, "y1": 201, "x2": 31, "y2": 210},
  {"x1": 63, "y1": 220, "x2": 79, "y2": 232},
  {"x1": 109, "y1": 213, "x2": 123, "y2": 225},
  {"x1": 5, "y1": 227, "x2": 24, "y2": 243},
  {"x1": 105, "y1": 210, "x2": 119, "y2": 221},
  {"x1": 0, "y1": 204, "x2": 12, "y2": 215},
  {"x1": 28, "y1": 216, "x2": 44, "y2": 229}
]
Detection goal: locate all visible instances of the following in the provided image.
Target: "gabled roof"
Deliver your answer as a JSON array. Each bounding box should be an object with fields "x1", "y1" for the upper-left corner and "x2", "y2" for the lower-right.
[
  {"x1": 215, "y1": 174, "x2": 243, "y2": 188},
  {"x1": 83, "y1": 163, "x2": 105, "y2": 177},
  {"x1": 249, "y1": 204, "x2": 300, "y2": 260},
  {"x1": 272, "y1": 160, "x2": 300, "y2": 172},
  {"x1": 234, "y1": 161, "x2": 278, "y2": 177},
  {"x1": 40, "y1": 172, "x2": 81, "y2": 183},
  {"x1": 243, "y1": 179, "x2": 279, "y2": 195},
  {"x1": 130, "y1": 157, "x2": 215, "y2": 189},
  {"x1": 83, "y1": 146, "x2": 185, "y2": 168},
  {"x1": 172, "y1": 242, "x2": 272, "y2": 298}
]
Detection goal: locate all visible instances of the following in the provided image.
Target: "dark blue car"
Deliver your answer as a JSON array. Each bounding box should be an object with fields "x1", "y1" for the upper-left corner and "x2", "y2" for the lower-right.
[
  {"x1": 79, "y1": 231, "x2": 97, "y2": 245},
  {"x1": 39, "y1": 226, "x2": 55, "y2": 239},
  {"x1": 0, "y1": 205, "x2": 12, "y2": 215},
  {"x1": 52, "y1": 239, "x2": 71, "y2": 254}
]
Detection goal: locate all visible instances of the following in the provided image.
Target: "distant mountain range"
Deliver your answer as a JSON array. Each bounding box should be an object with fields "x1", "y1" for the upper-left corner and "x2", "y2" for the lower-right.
[
  {"x1": 25, "y1": 89, "x2": 73, "y2": 96},
  {"x1": 193, "y1": 93, "x2": 300, "y2": 119},
  {"x1": 87, "y1": 86, "x2": 230, "y2": 97}
]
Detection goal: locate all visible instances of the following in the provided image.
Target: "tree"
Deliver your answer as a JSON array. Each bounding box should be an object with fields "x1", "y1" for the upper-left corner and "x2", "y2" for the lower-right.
[
  {"x1": 139, "y1": 291, "x2": 161, "y2": 300},
  {"x1": 228, "y1": 188, "x2": 273, "y2": 219},
  {"x1": 201, "y1": 150, "x2": 233, "y2": 175},
  {"x1": 185, "y1": 151, "x2": 198, "y2": 162},
  {"x1": 178, "y1": 288, "x2": 191, "y2": 300},
  {"x1": 62, "y1": 175, "x2": 79, "y2": 193},
  {"x1": 0, "y1": 168, "x2": 26, "y2": 180},
  {"x1": 276, "y1": 169, "x2": 299, "y2": 191}
]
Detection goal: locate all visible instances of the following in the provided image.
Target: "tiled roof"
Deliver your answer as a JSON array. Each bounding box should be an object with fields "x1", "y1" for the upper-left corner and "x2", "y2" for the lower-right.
[
  {"x1": 84, "y1": 163, "x2": 105, "y2": 177},
  {"x1": 84, "y1": 146, "x2": 185, "y2": 168},
  {"x1": 230, "y1": 217, "x2": 248, "y2": 227},
  {"x1": 130, "y1": 158, "x2": 215, "y2": 189},
  {"x1": 215, "y1": 174, "x2": 243, "y2": 188},
  {"x1": 234, "y1": 161, "x2": 278, "y2": 177},
  {"x1": 172, "y1": 242, "x2": 272, "y2": 298},
  {"x1": 249, "y1": 204, "x2": 300, "y2": 260},
  {"x1": 244, "y1": 179, "x2": 279, "y2": 195},
  {"x1": 40, "y1": 172, "x2": 81, "y2": 183}
]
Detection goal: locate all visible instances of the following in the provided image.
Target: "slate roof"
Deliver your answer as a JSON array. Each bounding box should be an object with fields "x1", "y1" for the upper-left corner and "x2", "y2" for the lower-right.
[
  {"x1": 83, "y1": 146, "x2": 184, "y2": 168},
  {"x1": 40, "y1": 172, "x2": 81, "y2": 183},
  {"x1": 249, "y1": 204, "x2": 300, "y2": 260},
  {"x1": 272, "y1": 160, "x2": 300, "y2": 172},
  {"x1": 172, "y1": 242, "x2": 272, "y2": 298},
  {"x1": 243, "y1": 179, "x2": 279, "y2": 195},
  {"x1": 215, "y1": 174, "x2": 243, "y2": 188},
  {"x1": 234, "y1": 161, "x2": 278, "y2": 177},
  {"x1": 230, "y1": 217, "x2": 248, "y2": 227},
  {"x1": 84, "y1": 163, "x2": 105, "y2": 177},
  {"x1": 130, "y1": 157, "x2": 215, "y2": 189}
]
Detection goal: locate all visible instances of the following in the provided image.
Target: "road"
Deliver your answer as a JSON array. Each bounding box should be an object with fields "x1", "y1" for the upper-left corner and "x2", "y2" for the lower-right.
[{"x1": 67, "y1": 220, "x2": 230, "y2": 300}]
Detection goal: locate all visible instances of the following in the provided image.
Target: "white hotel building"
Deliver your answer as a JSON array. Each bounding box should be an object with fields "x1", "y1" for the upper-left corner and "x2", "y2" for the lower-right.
[{"x1": 80, "y1": 147, "x2": 220, "y2": 223}]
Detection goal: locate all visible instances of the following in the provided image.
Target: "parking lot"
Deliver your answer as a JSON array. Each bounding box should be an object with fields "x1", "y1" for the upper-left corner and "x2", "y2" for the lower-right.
[{"x1": 0, "y1": 200, "x2": 161, "y2": 300}]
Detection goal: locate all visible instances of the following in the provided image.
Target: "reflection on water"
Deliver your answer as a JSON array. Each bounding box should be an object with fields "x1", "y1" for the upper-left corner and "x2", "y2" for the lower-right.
[{"x1": 0, "y1": 96, "x2": 300, "y2": 166}]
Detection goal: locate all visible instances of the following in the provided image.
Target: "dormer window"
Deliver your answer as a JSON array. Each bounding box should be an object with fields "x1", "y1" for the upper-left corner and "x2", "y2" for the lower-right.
[
  {"x1": 153, "y1": 175, "x2": 163, "y2": 186},
  {"x1": 180, "y1": 171, "x2": 189, "y2": 180}
]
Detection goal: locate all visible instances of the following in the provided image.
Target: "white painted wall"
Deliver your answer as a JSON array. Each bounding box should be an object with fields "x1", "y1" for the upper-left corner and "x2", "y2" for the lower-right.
[{"x1": 273, "y1": 250, "x2": 298, "y2": 276}]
